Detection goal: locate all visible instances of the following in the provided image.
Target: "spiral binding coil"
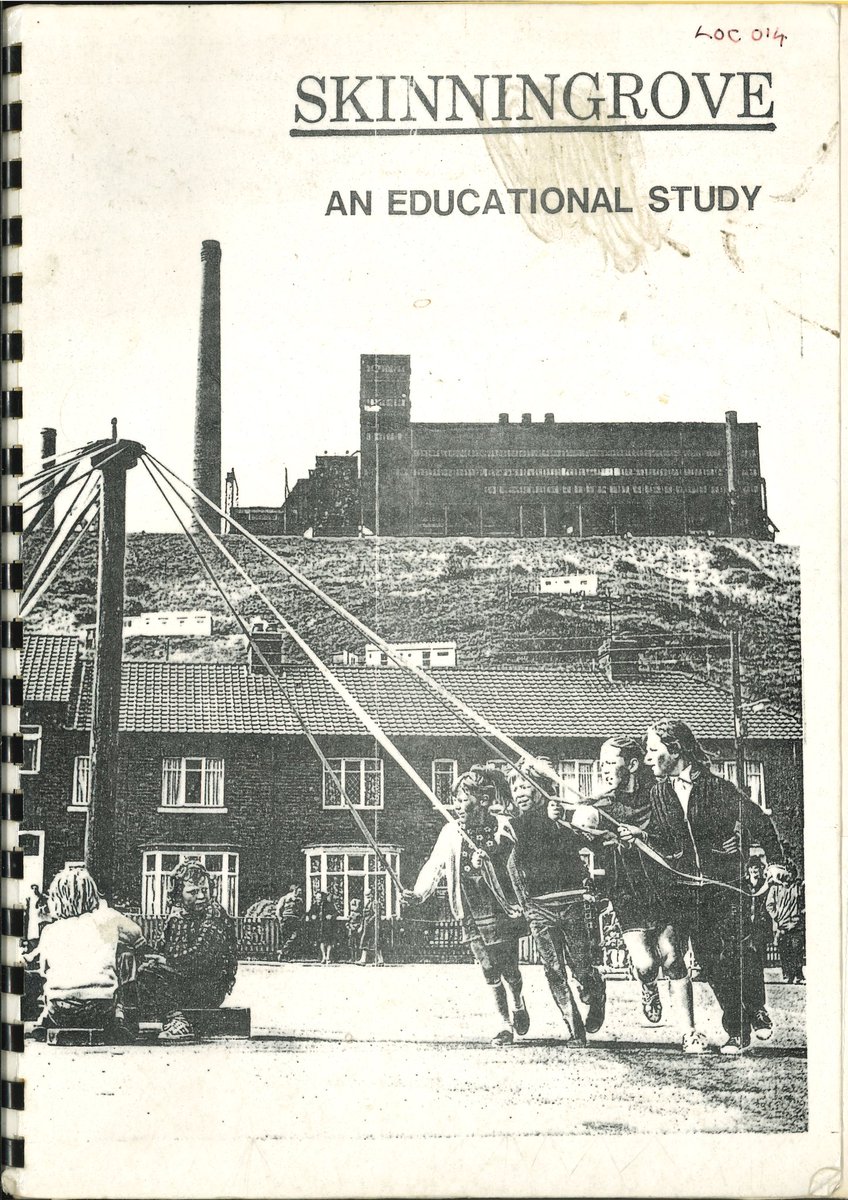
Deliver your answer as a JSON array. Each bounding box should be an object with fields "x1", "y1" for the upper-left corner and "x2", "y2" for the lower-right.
[{"x1": 2, "y1": 34, "x2": 25, "y2": 1176}]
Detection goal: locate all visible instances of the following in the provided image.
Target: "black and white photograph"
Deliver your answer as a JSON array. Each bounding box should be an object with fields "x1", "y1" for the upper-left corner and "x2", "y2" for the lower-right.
[{"x1": 3, "y1": 4, "x2": 842, "y2": 1197}]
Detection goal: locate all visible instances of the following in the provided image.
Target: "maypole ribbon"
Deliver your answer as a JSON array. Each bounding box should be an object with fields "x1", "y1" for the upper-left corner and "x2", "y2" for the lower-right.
[
  {"x1": 141, "y1": 457, "x2": 405, "y2": 893},
  {"x1": 145, "y1": 454, "x2": 485, "y2": 855},
  {"x1": 571, "y1": 800, "x2": 751, "y2": 897},
  {"x1": 147, "y1": 453, "x2": 595, "y2": 809},
  {"x1": 148, "y1": 454, "x2": 753, "y2": 901}
]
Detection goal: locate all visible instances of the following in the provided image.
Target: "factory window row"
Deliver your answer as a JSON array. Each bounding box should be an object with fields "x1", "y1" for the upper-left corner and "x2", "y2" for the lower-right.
[
  {"x1": 480, "y1": 483, "x2": 729, "y2": 496},
  {"x1": 411, "y1": 446, "x2": 756, "y2": 461},
  {"x1": 412, "y1": 448, "x2": 681, "y2": 460},
  {"x1": 360, "y1": 394, "x2": 409, "y2": 408},
  {"x1": 412, "y1": 465, "x2": 728, "y2": 479},
  {"x1": 470, "y1": 480, "x2": 762, "y2": 494}
]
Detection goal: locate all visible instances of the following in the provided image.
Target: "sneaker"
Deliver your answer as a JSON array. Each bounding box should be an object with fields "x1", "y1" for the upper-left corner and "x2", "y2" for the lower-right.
[
  {"x1": 751, "y1": 1008, "x2": 773, "y2": 1041},
  {"x1": 512, "y1": 1004, "x2": 530, "y2": 1038},
  {"x1": 641, "y1": 982, "x2": 663, "y2": 1025},
  {"x1": 719, "y1": 1034, "x2": 751, "y2": 1055},
  {"x1": 584, "y1": 986, "x2": 606, "y2": 1035},
  {"x1": 158, "y1": 1012, "x2": 194, "y2": 1041},
  {"x1": 492, "y1": 1028, "x2": 514, "y2": 1045},
  {"x1": 681, "y1": 1029, "x2": 709, "y2": 1055}
]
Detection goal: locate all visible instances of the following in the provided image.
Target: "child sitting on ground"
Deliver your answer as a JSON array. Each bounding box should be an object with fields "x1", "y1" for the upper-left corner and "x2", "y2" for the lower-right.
[
  {"x1": 138, "y1": 861, "x2": 238, "y2": 1040},
  {"x1": 29, "y1": 865, "x2": 147, "y2": 1040}
]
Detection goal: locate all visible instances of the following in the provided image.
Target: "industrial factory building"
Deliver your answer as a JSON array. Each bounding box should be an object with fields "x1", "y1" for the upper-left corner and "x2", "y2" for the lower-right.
[
  {"x1": 231, "y1": 354, "x2": 776, "y2": 540},
  {"x1": 31, "y1": 243, "x2": 775, "y2": 543}
]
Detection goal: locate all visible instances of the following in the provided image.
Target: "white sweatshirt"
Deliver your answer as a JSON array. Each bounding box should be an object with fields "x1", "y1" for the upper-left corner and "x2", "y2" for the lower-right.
[
  {"x1": 37, "y1": 906, "x2": 146, "y2": 1001},
  {"x1": 413, "y1": 816, "x2": 517, "y2": 920}
]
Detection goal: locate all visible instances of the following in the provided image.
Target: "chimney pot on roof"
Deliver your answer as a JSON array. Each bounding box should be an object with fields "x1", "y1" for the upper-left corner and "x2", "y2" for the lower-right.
[
  {"x1": 499, "y1": 413, "x2": 509, "y2": 424},
  {"x1": 597, "y1": 638, "x2": 641, "y2": 682},
  {"x1": 544, "y1": 413, "x2": 554, "y2": 424},
  {"x1": 248, "y1": 628, "x2": 284, "y2": 675},
  {"x1": 521, "y1": 413, "x2": 532, "y2": 425}
]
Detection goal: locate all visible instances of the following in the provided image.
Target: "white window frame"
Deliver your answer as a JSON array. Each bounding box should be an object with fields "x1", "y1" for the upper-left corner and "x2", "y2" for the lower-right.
[
  {"x1": 717, "y1": 759, "x2": 770, "y2": 813},
  {"x1": 322, "y1": 758, "x2": 384, "y2": 810},
  {"x1": 20, "y1": 725, "x2": 42, "y2": 775},
  {"x1": 578, "y1": 848, "x2": 601, "y2": 879},
  {"x1": 160, "y1": 757, "x2": 226, "y2": 811},
  {"x1": 69, "y1": 755, "x2": 91, "y2": 810},
  {"x1": 304, "y1": 845, "x2": 401, "y2": 918},
  {"x1": 141, "y1": 849, "x2": 239, "y2": 917},
  {"x1": 557, "y1": 759, "x2": 602, "y2": 802},
  {"x1": 431, "y1": 758, "x2": 458, "y2": 804}
]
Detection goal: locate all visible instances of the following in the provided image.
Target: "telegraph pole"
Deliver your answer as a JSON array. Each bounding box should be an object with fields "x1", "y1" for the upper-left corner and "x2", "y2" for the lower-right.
[
  {"x1": 373, "y1": 806, "x2": 381, "y2": 965},
  {"x1": 729, "y1": 628, "x2": 746, "y2": 788},
  {"x1": 84, "y1": 430, "x2": 144, "y2": 900},
  {"x1": 362, "y1": 403, "x2": 381, "y2": 535}
]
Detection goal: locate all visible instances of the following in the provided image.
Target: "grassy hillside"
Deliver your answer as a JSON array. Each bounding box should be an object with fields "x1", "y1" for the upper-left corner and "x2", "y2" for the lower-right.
[{"x1": 23, "y1": 532, "x2": 801, "y2": 712}]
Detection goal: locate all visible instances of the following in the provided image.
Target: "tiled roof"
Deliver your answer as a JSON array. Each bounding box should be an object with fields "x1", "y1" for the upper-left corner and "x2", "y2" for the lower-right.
[
  {"x1": 71, "y1": 662, "x2": 801, "y2": 741},
  {"x1": 23, "y1": 634, "x2": 80, "y2": 704}
]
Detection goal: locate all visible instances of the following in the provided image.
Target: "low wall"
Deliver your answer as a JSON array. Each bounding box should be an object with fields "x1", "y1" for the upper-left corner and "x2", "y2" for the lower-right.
[{"x1": 133, "y1": 915, "x2": 785, "y2": 969}]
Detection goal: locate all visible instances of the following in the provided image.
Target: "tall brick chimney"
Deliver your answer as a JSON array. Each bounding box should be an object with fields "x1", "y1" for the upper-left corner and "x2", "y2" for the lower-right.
[
  {"x1": 193, "y1": 240, "x2": 222, "y2": 530},
  {"x1": 40, "y1": 427, "x2": 57, "y2": 533}
]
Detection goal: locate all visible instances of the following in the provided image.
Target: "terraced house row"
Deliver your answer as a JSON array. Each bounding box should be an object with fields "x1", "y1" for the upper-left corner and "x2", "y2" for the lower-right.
[{"x1": 21, "y1": 632, "x2": 802, "y2": 922}]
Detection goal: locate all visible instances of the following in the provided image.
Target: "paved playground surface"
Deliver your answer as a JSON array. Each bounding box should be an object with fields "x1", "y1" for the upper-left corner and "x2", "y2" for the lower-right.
[{"x1": 15, "y1": 964, "x2": 806, "y2": 1199}]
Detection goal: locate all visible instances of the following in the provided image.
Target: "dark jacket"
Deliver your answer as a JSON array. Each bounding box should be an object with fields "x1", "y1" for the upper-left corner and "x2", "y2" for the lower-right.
[
  {"x1": 160, "y1": 900, "x2": 238, "y2": 994},
  {"x1": 597, "y1": 774, "x2": 663, "y2": 907},
  {"x1": 509, "y1": 804, "x2": 587, "y2": 899},
  {"x1": 646, "y1": 771, "x2": 781, "y2": 889}
]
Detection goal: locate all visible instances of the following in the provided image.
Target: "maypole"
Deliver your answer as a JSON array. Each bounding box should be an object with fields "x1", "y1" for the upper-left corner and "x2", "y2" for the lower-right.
[{"x1": 84, "y1": 428, "x2": 145, "y2": 900}]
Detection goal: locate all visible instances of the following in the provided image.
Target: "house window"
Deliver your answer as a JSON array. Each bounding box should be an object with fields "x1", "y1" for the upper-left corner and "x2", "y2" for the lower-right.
[
  {"x1": 717, "y1": 759, "x2": 769, "y2": 813},
  {"x1": 161, "y1": 758, "x2": 225, "y2": 809},
  {"x1": 304, "y1": 846, "x2": 400, "y2": 918},
  {"x1": 20, "y1": 726, "x2": 42, "y2": 775},
  {"x1": 323, "y1": 758, "x2": 383, "y2": 809},
  {"x1": 432, "y1": 759, "x2": 458, "y2": 804},
  {"x1": 557, "y1": 759, "x2": 601, "y2": 804},
  {"x1": 70, "y1": 756, "x2": 91, "y2": 807},
  {"x1": 142, "y1": 849, "x2": 239, "y2": 916}
]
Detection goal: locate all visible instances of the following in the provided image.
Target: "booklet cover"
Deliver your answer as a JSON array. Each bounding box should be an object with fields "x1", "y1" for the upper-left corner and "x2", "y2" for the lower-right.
[{"x1": 3, "y1": 3, "x2": 841, "y2": 1197}]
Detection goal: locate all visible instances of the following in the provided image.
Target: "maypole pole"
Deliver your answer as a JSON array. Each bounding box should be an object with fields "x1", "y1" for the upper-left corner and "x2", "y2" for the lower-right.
[{"x1": 84, "y1": 425, "x2": 145, "y2": 901}]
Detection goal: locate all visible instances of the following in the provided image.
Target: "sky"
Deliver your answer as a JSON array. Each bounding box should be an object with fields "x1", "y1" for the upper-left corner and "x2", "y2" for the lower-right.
[{"x1": 14, "y1": 3, "x2": 840, "y2": 547}]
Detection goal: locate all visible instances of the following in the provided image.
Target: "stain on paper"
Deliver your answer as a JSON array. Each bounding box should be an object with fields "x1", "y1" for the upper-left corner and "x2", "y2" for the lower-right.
[{"x1": 482, "y1": 79, "x2": 666, "y2": 273}]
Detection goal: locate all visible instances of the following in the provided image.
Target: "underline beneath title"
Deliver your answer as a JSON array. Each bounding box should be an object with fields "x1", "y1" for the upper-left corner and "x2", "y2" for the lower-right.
[{"x1": 290, "y1": 123, "x2": 777, "y2": 137}]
